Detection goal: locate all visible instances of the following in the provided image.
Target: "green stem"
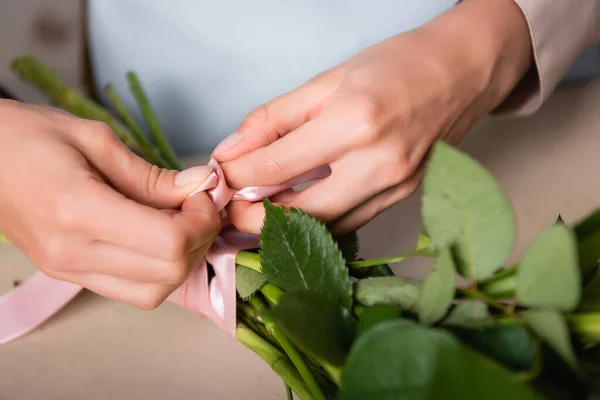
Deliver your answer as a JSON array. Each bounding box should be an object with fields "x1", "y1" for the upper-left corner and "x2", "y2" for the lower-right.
[
  {"x1": 237, "y1": 301, "x2": 263, "y2": 324},
  {"x1": 319, "y1": 360, "x2": 342, "y2": 387},
  {"x1": 348, "y1": 249, "x2": 436, "y2": 268},
  {"x1": 479, "y1": 266, "x2": 518, "y2": 299},
  {"x1": 126, "y1": 71, "x2": 181, "y2": 170},
  {"x1": 249, "y1": 296, "x2": 327, "y2": 400},
  {"x1": 236, "y1": 251, "x2": 262, "y2": 273},
  {"x1": 459, "y1": 287, "x2": 511, "y2": 314},
  {"x1": 103, "y1": 85, "x2": 170, "y2": 169},
  {"x1": 236, "y1": 324, "x2": 314, "y2": 400},
  {"x1": 11, "y1": 57, "x2": 139, "y2": 150},
  {"x1": 261, "y1": 283, "x2": 284, "y2": 306},
  {"x1": 286, "y1": 385, "x2": 294, "y2": 400},
  {"x1": 568, "y1": 312, "x2": 600, "y2": 341}
]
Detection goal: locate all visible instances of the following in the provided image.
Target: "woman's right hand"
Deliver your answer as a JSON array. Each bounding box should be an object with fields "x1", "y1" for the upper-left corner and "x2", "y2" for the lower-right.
[{"x1": 0, "y1": 100, "x2": 222, "y2": 310}]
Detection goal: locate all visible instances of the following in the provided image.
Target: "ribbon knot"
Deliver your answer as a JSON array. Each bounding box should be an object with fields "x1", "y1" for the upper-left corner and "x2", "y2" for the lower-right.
[{"x1": 0, "y1": 159, "x2": 330, "y2": 344}]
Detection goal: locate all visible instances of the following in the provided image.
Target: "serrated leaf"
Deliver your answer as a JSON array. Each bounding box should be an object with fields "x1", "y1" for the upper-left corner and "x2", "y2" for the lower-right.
[
  {"x1": 523, "y1": 310, "x2": 578, "y2": 371},
  {"x1": 357, "y1": 305, "x2": 401, "y2": 337},
  {"x1": 235, "y1": 265, "x2": 266, "y2": 300},
  {"x1": 269, "y1": 291, "x2": 353, "y2": 366},
  {"x1": 337, "y1": 231, "x2": 359, "y2": 262},
  {"x1": 447, "y1": 322, "x2": 536, "y2": 371},
  {"x1": 517, "y1": 224, "x2": 581, "y2": 311},
  {"x1": 260, "y1": 200, "x2": 352, "y2": 307},
  {"x1": 340, "y1": 320, "x2": 541, "y2": 400},
  {"x1": 418, "y1": 249, "x2": 456, "y2": 325},
  {"x1": 442, "y1": 300, "x2": 492, "y2": 329},
  {"x1": 354, "y1": 276, "x2": 421, "y2": 309},
  {"x1": 422, "y1": 141, "x2": 516, "y2": 281}
]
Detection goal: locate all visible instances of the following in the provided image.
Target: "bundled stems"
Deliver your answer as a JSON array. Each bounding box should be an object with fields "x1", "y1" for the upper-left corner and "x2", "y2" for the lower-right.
[
  {"x1": 11, "y1": 57, "x2": 139, "y2": 150},
  {"x1": 103, "y1": 85, "x2": 170, "y2": 169},
  {"x1": 249, "y1": 296, "x2": 327, "y2": 400},
  {"x1": 236, "y1": 324, "x2": 313, "y2": 400},
  {"x1": 126, "y1": 72, "x2": 181, "y2": 170}
]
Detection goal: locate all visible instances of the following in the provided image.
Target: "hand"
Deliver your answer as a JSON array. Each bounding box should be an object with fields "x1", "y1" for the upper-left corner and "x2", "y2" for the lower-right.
[
  {"x1": 214, "y1": 0, "x2": 532, "y2": 234},
  {"x1": 0, "y1": 100, "x2": 221, "y2": 309}
]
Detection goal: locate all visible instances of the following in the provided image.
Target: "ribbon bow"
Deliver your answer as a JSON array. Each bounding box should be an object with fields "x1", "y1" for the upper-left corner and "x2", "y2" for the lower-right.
[{"x1": 0, "y1": 159, "x2": 330, "y2": 344}]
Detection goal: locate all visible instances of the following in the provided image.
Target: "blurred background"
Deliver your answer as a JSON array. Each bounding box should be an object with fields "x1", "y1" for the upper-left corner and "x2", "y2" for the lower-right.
[
  {"x1": 0, "y1": 2, "x2": 599, "y2": 399},
  {"x1": 0, "y1": 0, "x2": 83, "y2": 103}
]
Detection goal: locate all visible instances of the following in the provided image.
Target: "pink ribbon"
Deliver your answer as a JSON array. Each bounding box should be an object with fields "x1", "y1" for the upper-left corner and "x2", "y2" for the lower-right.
[{"x1": 0, "y1": 158, "x2": 330, "y2": 344}]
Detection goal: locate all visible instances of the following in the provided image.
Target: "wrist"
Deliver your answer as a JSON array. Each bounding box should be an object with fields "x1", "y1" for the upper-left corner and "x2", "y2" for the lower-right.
[{"x1": 422, "y1": 0, "x2": 533, "y2": 111}]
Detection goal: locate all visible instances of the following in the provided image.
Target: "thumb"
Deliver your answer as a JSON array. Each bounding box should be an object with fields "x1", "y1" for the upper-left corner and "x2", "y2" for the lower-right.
[
  {"x1": 75, "y1": 123, "x2": 213, "y2": 209},
  {"x1": 212, "y1": 68, "x2": 338, "y2": 162}
]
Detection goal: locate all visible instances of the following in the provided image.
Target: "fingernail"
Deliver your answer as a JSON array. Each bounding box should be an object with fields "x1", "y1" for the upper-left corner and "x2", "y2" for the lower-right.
[
  {"x1": 174, "y1": 166, "x2": 212, "y2": 188},
  {"x1": 213, "y1": 132, "x2": 242, "y2": 156}
]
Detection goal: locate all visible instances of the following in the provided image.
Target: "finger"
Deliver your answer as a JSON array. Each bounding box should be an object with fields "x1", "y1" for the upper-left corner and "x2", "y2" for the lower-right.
[
  {"x1": 49, "y1": 270, "x2": 176, "y2": 311},
  {"x1": 225, "y1": 151, "x2": 387, "y2": 233},
  {"x1": 69, "y1": 120, "x2": 213, "y2": 209},
  {"x1": 329, "y1": 165, "x2": 425, "y2": 234},
  {"x1": 79, "y1": 179, "x2": 196, "y2": 259},
  {"x1": 213, "y1": 69, "x2": 339, "y2": 161},
  {"x1": 220, "y1": 105, "x2": 357, "y2": 189},
  {"x1": 173, "y1": 191, "x2": 222, "y2": 249},
  {"x1": 60, "y1": 241, "x2": 210, "y2": 285}
]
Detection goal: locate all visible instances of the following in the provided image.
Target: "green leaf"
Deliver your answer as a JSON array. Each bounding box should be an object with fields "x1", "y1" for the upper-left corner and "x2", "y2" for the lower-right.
[
  {"x1": 523, "y1": 310, "x2": 578, "y2": 371},
  {"x1": 269, "y1": 291, "x2": 353, "y2": 366},
  {"x1": 447, "y1": 322, "x2": 536, "y2": 371},
  {"x1": 0, "y1": 232, "x2": 9, "y2": 244},
  {"x1": 415, "y1": 231, "x2": 436, "y2": 256},
  {"x1": 340, "y1": 320, "x2": 541, "y2": 400},
  {"x1": 517, "y1": 224, "x2": 581, "y2": 311},
  {"x1": 357, "y1": 305, "x2": 401, "y2": 337},
  {"x1": 235, "y1": 265, "x2": 266, "y2": 300},
  {"x1": 442, "y1": 300, "x2": 492, "y2": 329},
  {"x1": 417, "y1": 249, "x2": 456, "y2": 325},
  {"x1": 353, "y1": 276, "x2": 421, "y2": 309},
  {"x1": 337, "y1": 231, "x2": 359, "y2": 262},
  {"x1": 421, "y1": 141, "x2": 516, "y2": 281},
  {"x1": 260, "y1": 200, "x2": 352, "y2": 307}
]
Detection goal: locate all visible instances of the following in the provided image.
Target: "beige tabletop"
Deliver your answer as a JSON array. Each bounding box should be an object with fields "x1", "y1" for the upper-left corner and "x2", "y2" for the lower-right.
[{"x1": 2, "y1": 81, "x2": 600, "y2": 400}]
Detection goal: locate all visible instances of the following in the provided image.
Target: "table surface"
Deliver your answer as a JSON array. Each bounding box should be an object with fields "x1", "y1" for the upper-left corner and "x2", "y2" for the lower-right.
[{"x1": 2, "y1": 81, "x2": 600, "y2": 400}]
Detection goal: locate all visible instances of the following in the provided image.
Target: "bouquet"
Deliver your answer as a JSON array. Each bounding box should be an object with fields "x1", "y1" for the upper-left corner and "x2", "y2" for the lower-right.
[{"x1": 4, "y1": 57, "x2": 600, "y2": 400}]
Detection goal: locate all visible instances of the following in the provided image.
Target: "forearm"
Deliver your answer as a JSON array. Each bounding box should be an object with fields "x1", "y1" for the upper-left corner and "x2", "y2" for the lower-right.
[{"x1": 421, "y1": 0, "x2": 533, "y2": 114}]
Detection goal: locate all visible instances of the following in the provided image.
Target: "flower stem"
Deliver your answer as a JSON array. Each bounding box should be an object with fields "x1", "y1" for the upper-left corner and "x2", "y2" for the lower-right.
[
  {"x1": 103, "y1": 84, "x2": 170, "y2": 169},
  {"x1": 459, "y1": 287, "x2": 511, "y2": 313},
  {"x1": 568, "y1": 312, "x2": 600, "y2": 341},
  {"x1": 236, "y1": 251, "x2": 262, "y2": 273},
  {"x1": 11, "y1": 57, "x2": 139, "y2": 150},
  {"x1": 348, "y1": 249, "x2": 436, "y2": 268},
  {"x1": 249, "y1": 296, "x2": 327, "y2": 400},
  {"x1": 126, "y1": 71, "x2": 181, "y2": 170},
  {"x1": 236, "y1": 324, "x2": 314, "y2": 400},
  {"x1": 261, "y1": 283, "x2": 284, "y2": 306},
  {"x1": 479, "y1": 266, "x2": 518, "y2": 299},
  {"x1": 285, "y1": 384, "x2": 294, "y2": 400}
]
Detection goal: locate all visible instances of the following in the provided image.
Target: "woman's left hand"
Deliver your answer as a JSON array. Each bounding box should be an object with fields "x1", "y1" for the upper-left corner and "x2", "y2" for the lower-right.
[{"x1": 215, "y1": 0, "x2": 532, "y2": 234}]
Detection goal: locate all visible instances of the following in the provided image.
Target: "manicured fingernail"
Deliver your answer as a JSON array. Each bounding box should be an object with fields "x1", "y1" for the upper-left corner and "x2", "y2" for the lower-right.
[
  {"x1": 213, "y1": 132, "x2": 242, "y2": 156},
  {"x1": 174, "y1": 166, "x2": 212, "y2": 188}
]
